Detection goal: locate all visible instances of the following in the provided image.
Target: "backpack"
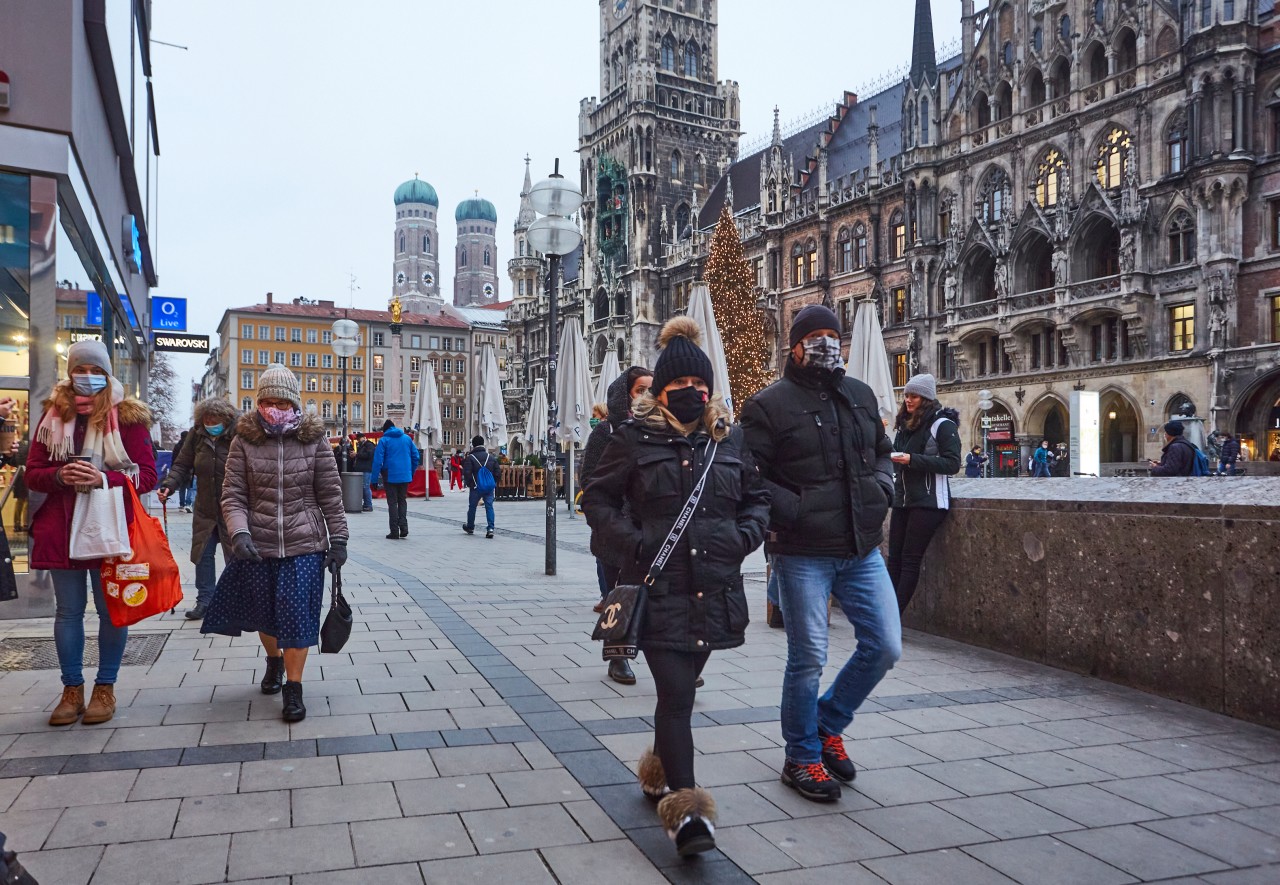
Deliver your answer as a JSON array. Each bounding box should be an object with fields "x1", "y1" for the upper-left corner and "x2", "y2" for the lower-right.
[
  {"x1": 471, "y1": 452, "x2": 496, "y2": 494},
  {"x1": 1189, "y1": 443, "x2": 1210, "y2": 477}
]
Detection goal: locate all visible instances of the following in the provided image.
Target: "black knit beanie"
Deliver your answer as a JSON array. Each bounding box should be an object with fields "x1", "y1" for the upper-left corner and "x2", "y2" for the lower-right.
[
  {"x1": 1164, "y1": 421, "x2": 1185, "y2": 436},
  {"x1": 789, "y1": 304, "x2": 842, "y2": 348},
  {"x1": 651, "y1": 316, "x2": 714, "y2": 396}
]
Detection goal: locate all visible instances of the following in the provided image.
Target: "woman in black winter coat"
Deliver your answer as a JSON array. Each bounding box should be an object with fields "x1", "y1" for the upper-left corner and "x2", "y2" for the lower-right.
[
  {"x1": 888, "y1": 374, "x2": 962, "y2": 615},
  {"x1": 964, "y1": 446, "x2": 988, "y2": 478},
  {"x1": 584, "y1": 316, "x2": 769, "y2": 858}
]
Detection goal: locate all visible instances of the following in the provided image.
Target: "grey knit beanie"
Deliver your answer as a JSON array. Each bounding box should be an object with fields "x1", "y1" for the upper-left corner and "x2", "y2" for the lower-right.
[
  {"x1": 903, "y1": 373, "x2": 937, "y2": 401},
  {"x1": 256, "y1": 364, "x2": 302, "y2": 409},
  {"x1": 66, "y1": 339, "x2": 112, "y2": 375}
]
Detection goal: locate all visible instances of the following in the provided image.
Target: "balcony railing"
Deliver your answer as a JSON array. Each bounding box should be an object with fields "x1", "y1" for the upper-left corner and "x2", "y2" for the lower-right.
[
  {"x1": 956, "y1": 299, "x2": 997, "y2": 321},
  {"x1": 1006, "y1": 287, "x2": 1056, "y2": 312},
  {"x1": 1073, "y1": 275, "x2": 1122, "y2": 301}
]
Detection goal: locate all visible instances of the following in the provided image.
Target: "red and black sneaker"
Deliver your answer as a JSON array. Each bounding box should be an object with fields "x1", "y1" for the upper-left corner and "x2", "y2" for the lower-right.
[
  {"x1": 819, "y1": 730, "x2": 857, "y2": 783},
  {"x1": 781, "y1": 759, "x2": 842, "y2": 802}
]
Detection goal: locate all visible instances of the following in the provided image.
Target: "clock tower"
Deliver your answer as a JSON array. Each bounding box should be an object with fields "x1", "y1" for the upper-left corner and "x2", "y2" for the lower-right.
[
  {"x1": 579, "y1": 0, "x2": 740, "y2": 367},
  {"x1": 392, "y1": 175, "x2": 443, "y2": 312}
]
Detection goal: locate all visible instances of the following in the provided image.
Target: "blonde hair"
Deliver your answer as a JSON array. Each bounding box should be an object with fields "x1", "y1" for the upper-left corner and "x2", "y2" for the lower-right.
[
  {"x1": 632, "y1": 390, "x2": 732, "y2": 442},
  {"x1": 43, "y1": 382, "x2": 114, "y2": 432},
  {"x1": 592, "y1": 403, "x2": 608, "y2": 420}
]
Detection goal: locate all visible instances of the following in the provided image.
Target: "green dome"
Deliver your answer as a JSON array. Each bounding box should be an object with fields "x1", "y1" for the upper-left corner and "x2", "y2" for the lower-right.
[
  {"x1": 394, "y1": 177, "x2": 439, "y2": 206},
  {"x1": 455, "y1": 196, "x2": 498, "y2": 223}
]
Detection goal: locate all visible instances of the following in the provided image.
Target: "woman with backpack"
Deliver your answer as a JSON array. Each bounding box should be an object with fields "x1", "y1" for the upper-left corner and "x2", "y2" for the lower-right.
[
  {"x1": 964, "y1": 446, "x2": 988, "y2": 478},
  {"x1": 887, "y1": 374, "x2": 961, "y2": 615},
  {"x1": 462, "y1": 436, "x2": 497, "y2": 538}
]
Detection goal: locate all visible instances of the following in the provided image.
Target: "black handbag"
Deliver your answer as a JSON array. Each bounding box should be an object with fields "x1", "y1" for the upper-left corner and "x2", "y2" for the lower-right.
[
  {"x1": 0, "y1": 469, "x2": 20, "y2": 603},
  {"x1": 319, "y1": 566, "x2": 352, "y2": 653},
  {"x1": 592, "y1": 441, "x2": 719, "y2": 660}
]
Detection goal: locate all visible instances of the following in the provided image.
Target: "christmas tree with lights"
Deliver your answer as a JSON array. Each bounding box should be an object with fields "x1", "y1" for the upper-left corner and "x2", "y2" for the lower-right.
[{"x1": 704, "y1": 205, "x2": 772, "y2": 409}]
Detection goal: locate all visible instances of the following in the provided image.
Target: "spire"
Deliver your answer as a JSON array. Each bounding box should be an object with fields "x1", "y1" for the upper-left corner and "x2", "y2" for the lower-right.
[
  {"x1": 909, "y1": 0, "x2": 938, "y2": 88},
  {"x1": 771, "y1": 106, "x2": 781, "y2": 147},
  {"x1": 516, "y1": 155, "x2": 537, "y2": 229},
  {"x1": 724, "y1": 174, "x2": 735, "y2": 213}
]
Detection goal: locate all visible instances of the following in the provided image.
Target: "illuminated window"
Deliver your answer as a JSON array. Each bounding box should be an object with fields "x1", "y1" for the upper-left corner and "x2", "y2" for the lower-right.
[
  {"x1": 891, "y1": 286, "x2": 907, "y2": 325},
  {"x1": 807, "y1": 240, "x2": 818, "y2": 281},
  {"x1": 890, "y1": 212, "x2": 906, "y2": 260},
  {"x1": 1034, "y1": 149, "x2": 1067, "y2": 207},
  {"x1": 1169, "y1": 304, "x2": 1195, "y2": 352},
  {"x1": 791, "y1": 244, "x2": 805, "y2": 286},
  {"x1": 1272, "y1": 294, "x2": 1280, "y2": 342},
  {"x1": 893, "y1": 352, "x2": 909, "y2": 387},
  {"x1": 1096, "y1": 127, "x2": 1132, "y2": 189}
]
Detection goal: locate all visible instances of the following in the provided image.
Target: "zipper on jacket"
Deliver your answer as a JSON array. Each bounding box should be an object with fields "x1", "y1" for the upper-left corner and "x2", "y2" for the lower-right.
[{"x1": 277, "y1": 437, "x2": 285, "y2": 558}]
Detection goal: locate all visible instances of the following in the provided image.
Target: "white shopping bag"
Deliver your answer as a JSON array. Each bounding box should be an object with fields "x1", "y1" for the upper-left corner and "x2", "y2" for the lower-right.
[{"x1": 69, "y1": 475, "x2": 132, "y2": 561}]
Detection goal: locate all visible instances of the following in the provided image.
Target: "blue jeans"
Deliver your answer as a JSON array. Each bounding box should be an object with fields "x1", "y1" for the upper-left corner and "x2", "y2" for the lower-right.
[
  {"x1": 52, "y1": 569, "x2": 128, "y2": 687},
  {"x1": 195, "y1": 528, "x2": 219, "y2": 606},
  {"x1": 466, "y1": 488, "x2": 495, "y2": 531},
  {"x1": 362, "y1": 471, "x2": 373, "y2": 508},
  {"x1": 774, "y1": 551, "x2": 902, "y2": 764}
]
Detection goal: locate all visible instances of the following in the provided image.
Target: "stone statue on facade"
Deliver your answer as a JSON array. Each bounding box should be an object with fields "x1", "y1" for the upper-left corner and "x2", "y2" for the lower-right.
[
  {"x1": 994, "y1": 259, "x2": 1010, "y2": 300},
  {"x1": 1119, "y1": 229, "x2": 1137, "y2": 275},
  {"x1": 1053, "y1": 245, "x2": 1070, "y2": 288},
  {"x1": 944, "y1": 270, "x2": 958, "y2": 307}
]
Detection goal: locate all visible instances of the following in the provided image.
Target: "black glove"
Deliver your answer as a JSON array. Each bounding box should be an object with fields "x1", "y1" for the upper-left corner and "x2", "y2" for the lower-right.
[
  {"x1": 231, "y1": 533, "x2": 262, "y2": 563},
  {"x1": 324, "y1": 540, "x2": 347, "y2": 573}
]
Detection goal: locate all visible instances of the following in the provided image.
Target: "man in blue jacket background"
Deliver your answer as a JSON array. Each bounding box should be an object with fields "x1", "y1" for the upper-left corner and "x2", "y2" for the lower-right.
[{"x1": 372, "y1": 419, "x2": 419, "y2": 540}]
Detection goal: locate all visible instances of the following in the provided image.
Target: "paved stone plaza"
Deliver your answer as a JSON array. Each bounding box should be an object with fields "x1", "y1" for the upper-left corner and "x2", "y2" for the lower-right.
[{"x1": 0, "y1": 490, "x2": 1277, "y2": 884}]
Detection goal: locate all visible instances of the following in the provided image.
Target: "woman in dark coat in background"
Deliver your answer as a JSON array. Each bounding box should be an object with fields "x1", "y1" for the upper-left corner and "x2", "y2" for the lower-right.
[{"x1": 584, "y1": 317, "x2": 769, "y2": 858}]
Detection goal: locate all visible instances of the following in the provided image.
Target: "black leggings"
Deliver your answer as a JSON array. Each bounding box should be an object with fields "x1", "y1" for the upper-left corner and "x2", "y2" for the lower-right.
[
  {"x1": 644, "y1": 647, "x2": 711, "y2": 791},
  {"x1": 887, "y1": 507, "x2": 949, "y2": 614}
]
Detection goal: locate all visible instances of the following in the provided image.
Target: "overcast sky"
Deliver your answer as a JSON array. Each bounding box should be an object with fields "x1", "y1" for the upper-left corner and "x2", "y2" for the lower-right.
[{"x1": 149, "y1": 1, "x2": 960, "y2": 413}]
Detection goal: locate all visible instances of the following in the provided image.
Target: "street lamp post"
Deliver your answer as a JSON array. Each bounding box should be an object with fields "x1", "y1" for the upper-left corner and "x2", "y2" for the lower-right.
[
  {"x1": 332, "y1": 318, "x2": 360, "y2": 471},
  {"x1": 978, "y1": 389, "x2": 994, "y2": 478},
  {"x1": 525, "y1": 158, "x2": 583, "y2": 577}
]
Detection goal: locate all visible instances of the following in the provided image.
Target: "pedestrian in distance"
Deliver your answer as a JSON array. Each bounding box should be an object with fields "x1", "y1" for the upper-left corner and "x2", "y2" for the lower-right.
[
  {"x1": 739, "y1": 303, "x2": 901, "y2": 803},
  {"x1": 462, "y1": 436, "x2": 497, "y2": 538},
  {"x1": 1217, "y1": 432, "x2": 1241, "y2": 476},
  {"x1": 449, "y1": 449, "x2": 465, "y2": 491},
  {"x1": 174, "y1": 429, "x2": 193, "y2": 511},
  {"x1": 965, "y1": 446, "x2": 988, "y2": 477},
  {"x1": 584, "y1": 316, "x2": 770, "y2": 858},
  {"x1": 888, "y1": 375, "x2": 962, "y2": 615},
  {"x1": 352, "y1": 431, "x2": 376, "y2": 511},
  {"x1": 1030, "y1": 439, "x2": 1056, "y2": 477},
  {"x1": 201, "y1": 364, "x2": 348, "y2": 722},
  {"x1": 158, "y1": 397, "x2": 240, "y2": 620},
  {"x1": 25, "y1": 339, "x2": 157, "y2": 726},
  {"x1": 372, "y1": 419, "x2": 418, "y2": 539},
  {"x1": 1148, "y1": 421, "x2": 1203, "y2": 476}
]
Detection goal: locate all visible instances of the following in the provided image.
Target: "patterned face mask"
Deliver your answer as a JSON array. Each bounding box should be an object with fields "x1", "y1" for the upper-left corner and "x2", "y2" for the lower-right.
[{"x1": 801, "y1": 336, "x2": 843, "y2": 371}]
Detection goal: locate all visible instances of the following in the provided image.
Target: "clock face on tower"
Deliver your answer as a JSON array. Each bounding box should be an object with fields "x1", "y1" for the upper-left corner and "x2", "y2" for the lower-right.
[
  {"x1": 395, "y1": 272, "x2": 406, "y2": 285},
  {"x1": 614, "y1": 0, "x2": 627, "y2": 18},
  {"x1": 483, "y1": 283, "x2": 495, "y2": 298},
  {"x1": 423, "y1": 271, "x2": 435, "y2": 286}
]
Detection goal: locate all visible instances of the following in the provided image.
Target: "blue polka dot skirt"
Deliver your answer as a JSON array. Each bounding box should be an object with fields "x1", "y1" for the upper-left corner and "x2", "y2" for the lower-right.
[{"x1": 201, "y1": 552, "x2": 326, "y2": 649}]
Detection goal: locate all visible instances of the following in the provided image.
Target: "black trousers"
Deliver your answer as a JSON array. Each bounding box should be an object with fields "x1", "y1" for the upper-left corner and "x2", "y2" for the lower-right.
[
  {"x1": 644, "y1": 647, "x2": 711, "y2": 791},
  {"x1": 386, "y1": 483, "x2": 409, "y2": 535},
  {"x1": 887, "y1": 506, "x2": 949, "y2": 614}
]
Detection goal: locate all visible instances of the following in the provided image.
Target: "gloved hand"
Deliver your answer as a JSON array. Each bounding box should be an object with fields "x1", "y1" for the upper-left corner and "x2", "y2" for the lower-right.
[
  {"x1": 323, "y1": 540, "x2": 347, "y2": 573},
  {"x1": 231, "y1": 532, "x2": 262, "y2": 563}
]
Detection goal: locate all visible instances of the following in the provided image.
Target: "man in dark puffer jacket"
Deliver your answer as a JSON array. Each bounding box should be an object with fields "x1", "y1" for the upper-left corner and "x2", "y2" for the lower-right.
[{"x1": 740, "y1": 304, "x2": 901, "y2": 804}]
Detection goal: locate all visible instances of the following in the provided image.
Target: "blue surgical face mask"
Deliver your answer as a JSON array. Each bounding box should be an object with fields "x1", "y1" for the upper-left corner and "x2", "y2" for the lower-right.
[
  {"x1": 72, "y1": 374, "x2": 109, "y2": 396},
  {"x1": 204, "y1": 424, "x2": 225, "y2": 437}
]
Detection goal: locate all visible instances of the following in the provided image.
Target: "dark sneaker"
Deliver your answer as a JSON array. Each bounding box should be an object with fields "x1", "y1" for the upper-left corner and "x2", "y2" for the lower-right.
[
  {"x1": 462, "y1": 525, "x2": 474, "y2": 535},
  {"x1": 282, "y1": 680, "x2": 306, "y2": 722},
  {"x1": 260, "y1": 655, "x2": 284, "y2": 695},
  {"x1": 386, "y1": 532, "x2": 399, "y2": 540},
  {"x1": 781, "y1": 759, "x2": 841, "y2": 802},
  {"x1": 819, "y1": 730, "x2": 857, "y2": 782},
  {"x1": 485, "y1": 529, "x2": 494, "y2": 539}
]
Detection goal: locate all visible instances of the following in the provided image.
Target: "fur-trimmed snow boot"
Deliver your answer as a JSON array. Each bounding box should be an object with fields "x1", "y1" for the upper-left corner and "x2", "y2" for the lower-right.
[
  {"x1": 638, "y1": 748, "x2": 668, "y2": 801},
  {"x1": 657, "y1": 787, "x2": 717, "y2": 857}
]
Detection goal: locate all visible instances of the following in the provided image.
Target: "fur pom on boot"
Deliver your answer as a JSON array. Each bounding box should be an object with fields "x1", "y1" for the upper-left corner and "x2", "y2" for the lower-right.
[
  {"x1": 657, "y1": 787, "x2": 717, "y2": 857},
  {"x1": 638, "y1": 748, "x2": 668, "y2": 800}
]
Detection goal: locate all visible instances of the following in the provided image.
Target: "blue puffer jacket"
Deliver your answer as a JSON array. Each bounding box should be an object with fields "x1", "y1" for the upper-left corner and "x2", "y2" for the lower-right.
[{"x1": 371, "y1": 427, "x2": 420, "y2": 484}]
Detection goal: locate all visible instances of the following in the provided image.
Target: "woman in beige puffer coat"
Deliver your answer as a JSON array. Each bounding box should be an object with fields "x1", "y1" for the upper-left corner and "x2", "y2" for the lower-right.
[{"x1": 201, "y1": 365, "x2": 348, "y2": 722}]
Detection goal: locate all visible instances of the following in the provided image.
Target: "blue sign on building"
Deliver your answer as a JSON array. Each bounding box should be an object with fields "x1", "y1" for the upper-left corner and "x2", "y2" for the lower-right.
[
  {"x1": 151, "y1": 296, "x2": 186, "y2": 331},
  {"x1": 85, "y1": 292, "x2": 103, "y2": 326}
]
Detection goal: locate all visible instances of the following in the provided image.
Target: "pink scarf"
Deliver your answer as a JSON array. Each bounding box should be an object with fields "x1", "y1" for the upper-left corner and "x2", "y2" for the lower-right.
[{"x1": 36, "y1": 378, "x2": 138, "y2": 481}]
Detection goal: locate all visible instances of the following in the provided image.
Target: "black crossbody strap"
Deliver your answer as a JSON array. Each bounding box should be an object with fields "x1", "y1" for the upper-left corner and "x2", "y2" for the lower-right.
[{"x1": 644, "y1": 439, "x2": 719, "y2": 585}]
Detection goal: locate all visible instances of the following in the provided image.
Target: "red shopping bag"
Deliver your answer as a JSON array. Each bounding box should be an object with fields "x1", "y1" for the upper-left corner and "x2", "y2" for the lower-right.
[{"x1": 100, "y1": 481, "x2": 183, "y2": 627}]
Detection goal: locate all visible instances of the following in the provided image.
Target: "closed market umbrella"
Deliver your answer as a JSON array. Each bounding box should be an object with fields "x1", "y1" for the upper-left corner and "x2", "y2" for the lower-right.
[
  {"x1": 476, "y1": 341, "x2": 507, "y2": 447},
  {"x1": 412, "y1": 358, "x2": 444, "y2": 450},
  {"x1": 523, "y1": 378, "x2": 549, "y2": 452},
  {"x1": 686, "y1": 282, "x2": 735, "y2": 419},
  {"x1": 849, "y1": 298, "x2": 896, "y2": 422},
  {"x1": 595, "y1": 349, "x2": 620, "y2": 408},
  {"x1": 557, "y1": 317, "x2": 594, "y2": 518}
]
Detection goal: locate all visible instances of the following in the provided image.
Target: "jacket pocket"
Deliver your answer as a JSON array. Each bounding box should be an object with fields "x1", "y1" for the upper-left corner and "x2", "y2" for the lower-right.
[
  {"x1": 723, "y1": 577, "x2": 749, "y2": 633},
  {"x1": 711, "y1": 457, "x2": 742, "y2": 501}
]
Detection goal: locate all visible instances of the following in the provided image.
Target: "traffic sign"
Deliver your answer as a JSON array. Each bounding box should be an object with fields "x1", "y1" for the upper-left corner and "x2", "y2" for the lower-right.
[{"x1": 151, "y1": 296, "x2": 187, "y2": 331}]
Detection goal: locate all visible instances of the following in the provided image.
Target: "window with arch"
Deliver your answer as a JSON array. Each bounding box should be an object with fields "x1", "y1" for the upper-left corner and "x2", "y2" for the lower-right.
[
  {"x1": 791, "y1": 243, "x2": 805, "y2": 286},
  {"x1": 920, "y1": 97, "x2": 930, "y2": 145},
  {"x1": 889, "y1": 211, "x2": 907, "y2": 260},
  {"x1": 1033, "y1": 26, "x2": 1043, "y2": 53},
  {"x1": 1003, "y1": 41, "x2": 1014, "y2": 67},
  {"x1": 352, "y1": 402, "x2": 362, "y2": 421},
  {"x1": 684, "y1": 41, "x2": 699, "y2": 77},
  {"x1": 1085, "y1": 42, "x2": 1108, "y2": 84},
  {"x1": 692, "y1": 155, "x2": 702, "y2": 185},
  {"x1": 838, "y1": 227, "x2": 852, "y2": 273},
  {"x1": 854, "y1": 223, "x2": 869, "y2": 269},
  {"x1": 1167, "y1": 115, "x2": 1189, "y2": 173},
  {"x1": 423, "y1": 235, "x2": 430, "y2": 253},
  {"x1": 1167, "y1": 210, "x2": 1196, "y2": 264},
  {"x1": 660, "y1": 35, "x2": 675, "y2": 70},
  {"x1": 241, "y1": 397, "x2": 252, "y2": 412},
  {"x1": 1096, "y1": 127, "x2": 1132, "y2": 189},
  {"x1": 1060, "y1": 14, "x2": 1071, "y2": 44},
  {"x1": 1034, "y1": 149, "x2": 1067, "y2": 207},
  {"x1": 974, "y1": 91, "x2": 991, "y2": 128},
  {"x1": 483, "y1": 248, "x2": 491, "y2": 266},
  {"x1": 1116, "y1": 28, "x2": 1137, "y2": 71},
  {"x1": 1094, "y1": 0, "x2": 1105, "y2": 25},
  {"x1": 979, "y1": 167, "x2": 1009, "y2": 223},
  {"x1": 675, "y1": 203, "x2": 690, "y2": 239},
  {"x1": 399, "y1": 233, "x2": 405, "y2": 253},
  {"x1": 1029, "y1": 68, "x2": 1047, "y2": 106},
  {"x1": 807, "y1": 239, "x2": 818, "y2": 281},
  {"x1": 670, "y1": 150, "x2": 681, "y2": 178},
  {"x1": 322, "y1": 401, "x2": 333, "y2": 420},
  {"x1": 459, "y1": 248, "x2": 467, "y2": 267}
]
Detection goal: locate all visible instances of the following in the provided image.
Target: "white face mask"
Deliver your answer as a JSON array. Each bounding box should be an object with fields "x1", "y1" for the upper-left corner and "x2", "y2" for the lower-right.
[{"x1": 801, "y1": 337, "x2": 843, "y2": 371}]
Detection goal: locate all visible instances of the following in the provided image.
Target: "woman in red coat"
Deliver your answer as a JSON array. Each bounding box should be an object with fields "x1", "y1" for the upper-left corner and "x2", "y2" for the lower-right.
[{"x1": 25, "y1": 340, "x2": 156, "y2": 726}]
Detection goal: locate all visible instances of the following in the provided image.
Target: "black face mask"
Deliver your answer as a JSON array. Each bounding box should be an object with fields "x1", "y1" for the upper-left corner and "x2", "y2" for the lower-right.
[{"x1": 665, "y1": 386, "x2": 708, "y2": 425}]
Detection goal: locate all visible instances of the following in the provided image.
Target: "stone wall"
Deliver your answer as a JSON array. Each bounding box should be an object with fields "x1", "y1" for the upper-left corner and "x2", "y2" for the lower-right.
[{"x1": 904, "y1": 477, "x2": 1280, "y2": 729}]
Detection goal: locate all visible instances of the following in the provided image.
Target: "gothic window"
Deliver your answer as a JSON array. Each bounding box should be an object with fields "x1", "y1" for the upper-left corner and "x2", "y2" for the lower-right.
[
  {"x1": 1167, "y1": 211, "x2": 1196, "y2": 264},
  {"x1": 1116, "y1": 28, "x2": 1137, "y2": 71},
  {"x1": 974, "y1": 91, "x2": 991, "y2": 128},
  {"x1": 807, "y1": 239, "x2": 818, "y2": 281},
  {"x1": 692, "y1": 155, "x2": 702, "y2": 185},
  {"x1": 979, "y1": 167, "x2": 1009, "y2": 222},
  {"x1": 684, "y1": 41, "x2": 699, "y2": 78},
  {"x1": 1085, "y1": 42, "x2": 1108, "y2": 84},
  {"x1": 399, "y1": 233, "x2": 405, "y2": 253},
  {"x1": 484, "y1": 248, "x2": 491, "y2": 266},
  {"x1": 920, "y1": 97, "x2": 930, "y2": 145},
  {"x1": 595, "y1": 289, "x2": 609, "y2": 320},
  {"x1": 995, "y1": 82, "x2": 1013, "y2": 121},
  {"x1": 906, "y1": 101, "x2": 916, "y2": 148},
  {"x1": 1034, "y1": 149, "x2": 1067, "y2": 208},
  {"x1": 660, "y1": 35, "x2": 675, "y2": 71},
  {"x1": 1032, "y1": 26, "x2": 1043, "y2": 53},
  {"x1": 767, "y1": 179, "x2": 777, "y2": 213},
  {"x1": 424, "y1": 234, "x2": 431, "y2": 253},
  {"x1": 889, "y1": 211, "x2": 906, "y2": 261},
  {"x1": 675, "y1": 203, "x2": 690, "y2": 239},
  {"x1": 671, "y1": 150, "x2": 681, "y2": 179},
  {"x1": 854, "y1": 223, "x2": 869, "y2": 269},
  {"x1": 1003, "y1": 41, "x2": 1014, "y2": 67},
  {"x1": 1156, "y1": 26, "x2": 1177, "y2": 57},
  {"x1": 1095, "y1": 127, "x2": 1132, "y2": 189},
  {"x1": 791, "y1": 243, "x2": 805, "y2": 286},
  {"x1": 838, "y1": 227, "x2": 852, "y2": 273},
  {"x1": 1029, "y1": 69, "x2": 1046, "y2": 106},
  {"x1": 459, "y1": 248, "x2": 467, "y2": 267},
  {"x1": 1060, "y1": 14, "x2": 1071, "y2": 45},
  {"x1": 1094, "y1": 0, "x2": 1105, "y2": 25},
  {"x1": 1166, "y1": 115, "x2": 1188, "y2": 173}
]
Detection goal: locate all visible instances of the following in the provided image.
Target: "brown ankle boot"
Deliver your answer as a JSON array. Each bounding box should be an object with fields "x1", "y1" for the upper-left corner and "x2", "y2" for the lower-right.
[
  {"x1": 49, "y1": 685, "x2": 85, "y2": 726},
  {"x1": 81, "y1": 684, "x2": 116, "y2": 725}
]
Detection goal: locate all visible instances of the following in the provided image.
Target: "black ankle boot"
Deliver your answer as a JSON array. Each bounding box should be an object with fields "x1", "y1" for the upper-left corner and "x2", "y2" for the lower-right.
[
  {"x1": 281, "y1": 681, "x2": 306, "y2": 722},
  {"x1": 260, "y1": 655, "x2": 284, "y2": 695},
  {"x1": 608, "y1": 658, "x2": 636, "y2": 685}
]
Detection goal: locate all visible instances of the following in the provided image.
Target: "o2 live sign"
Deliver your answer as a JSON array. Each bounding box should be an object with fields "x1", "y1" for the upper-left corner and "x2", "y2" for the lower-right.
[{"x1": 151, "y1": 296, "x2": 187, "y2": 331}]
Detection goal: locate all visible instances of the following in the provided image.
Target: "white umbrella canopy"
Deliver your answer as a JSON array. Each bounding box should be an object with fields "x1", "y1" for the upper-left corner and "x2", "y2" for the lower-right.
[
  {"x1": 522, "y1": 378, "x2": 550, "y2": 452},
  {"x1": 848, "y1": 298, "x2": 897, "y2": 422},
  {"x1": 556, "y1": 318, "x2": 594, "y2": 449},
  {"x1": 411, "y1": 358, "x2": 444, "y2": 449},
  {"x1": 595, "y1": 349, "x2": 621, "y2": 408},
  {"x1": 686, "y1": 282, "x2": 735, "y2": 418},
  {"x1": 475, "y1": 341, "x2": 507, "y2": 446}
]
